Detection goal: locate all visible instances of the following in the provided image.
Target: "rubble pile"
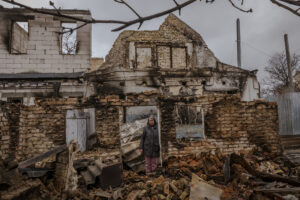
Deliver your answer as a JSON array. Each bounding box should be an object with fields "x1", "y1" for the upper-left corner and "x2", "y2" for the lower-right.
[
  {"x1": 118, "y1": 149, "x2": 300, "y2": 200},
  {"x1": 2, "y1": 147, "x2": 300, "y2": 200},
  {"x1": 0, "y1": 158, "x2": 53, "y2": 200}
]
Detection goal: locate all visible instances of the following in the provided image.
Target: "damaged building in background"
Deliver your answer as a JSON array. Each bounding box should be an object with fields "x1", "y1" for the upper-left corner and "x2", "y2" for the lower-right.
[
  {"x1": 87, "y1": 14, "x2": 264, "y2": 171},
  {"x1": 0, "y1": 8, "x2": 293, "y2": 200},
  {"x1": 0, "y1": 8, "x2": 94, "y2": 105}
]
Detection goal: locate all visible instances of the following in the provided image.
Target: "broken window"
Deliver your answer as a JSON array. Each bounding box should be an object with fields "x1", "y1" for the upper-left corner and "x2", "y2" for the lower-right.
[
  {"x1": 7, "y1": 97, "x2": 23, "y2": 104},
  {"x1": 124, "y1": 106, "x2": 157, "y2": 123},
  {"x1": 175, "y1": 105, "x2": 205, "y2": 139},
  {"x1": 10, "y1": 21, "x2": 29, "y2": 54},
  {"x1": 136, "y1": 47, "x2": 152, "y2": 68},
  {"x1": 61, "y1": 23, "x2": 78, "y2": 55},
  {"x1": 157, "y1": 46, "x2": 187, "y2": 68}
]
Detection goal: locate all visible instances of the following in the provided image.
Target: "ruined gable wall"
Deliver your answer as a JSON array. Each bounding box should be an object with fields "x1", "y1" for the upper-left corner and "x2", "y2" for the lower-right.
[
  {"x1": 159, "y1": 14, "x2": 217, "y2": 69},
  {"x1": 0, "y1": 10, "x2": 91, "y2": 73},
  {"x1": 104, "y1": 29, "x2": 193, "y2": 69}
]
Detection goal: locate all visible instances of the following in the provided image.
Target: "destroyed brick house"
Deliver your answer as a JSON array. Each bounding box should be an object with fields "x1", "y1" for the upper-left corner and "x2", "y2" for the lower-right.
[
  {"x1": 0, "y1": 8, "x2": 291, "y2": 199},
  {"x1": 0, "y1": 8, "x2": 93, "y2": 105}
]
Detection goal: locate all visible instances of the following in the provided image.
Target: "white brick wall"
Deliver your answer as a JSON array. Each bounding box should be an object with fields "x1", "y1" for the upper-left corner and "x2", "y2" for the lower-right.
[{"x1": 0, "y1": 10, "x2": 91, "y2": 74}]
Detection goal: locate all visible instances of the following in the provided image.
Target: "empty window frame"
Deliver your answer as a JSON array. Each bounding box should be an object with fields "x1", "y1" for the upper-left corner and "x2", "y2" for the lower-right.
[
  {"x1": 157, "y1": 45, "x2": 187, "y2": 69},
  {"x1": 124, "y1": 106, "x2": 158, "y2": 123},
  {"x1": 10, "y1": 21, "x2": 29, "y2": 54},
  {"x1": 7, "y1": 97, "x2": 23, "y2": 104},
  {"x1": 136, "y1": 47, "x2": 152, "y2": 68},
  {"x1": 61, "y1": 23, "x2": 78, "y2": 55},
  {"x1": 175, "y1": 104, "x2": 205, "y2": 139}
]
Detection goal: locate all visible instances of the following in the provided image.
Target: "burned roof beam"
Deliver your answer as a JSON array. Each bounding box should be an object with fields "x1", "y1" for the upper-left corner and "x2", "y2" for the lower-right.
[{"x1": 0, "y1": 72, "x2": 84, "y2": 80}]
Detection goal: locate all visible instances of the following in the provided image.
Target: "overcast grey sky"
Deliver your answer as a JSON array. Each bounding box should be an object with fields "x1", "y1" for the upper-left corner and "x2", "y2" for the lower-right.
[{"x1": 1, "y1": 0, "x2": 300, "y2": 82}]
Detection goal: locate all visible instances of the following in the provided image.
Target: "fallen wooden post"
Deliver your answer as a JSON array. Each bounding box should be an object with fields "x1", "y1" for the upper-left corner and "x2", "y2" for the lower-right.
[
  {"x1": 230, "y1": 153, "x2": 300, "y2": 187},
  {"x1": 18, "y1": 144, "x2": 67, "y2": 169},
  {"x1": 254, "y1": 187, "x2": 300, "y2": 193}
]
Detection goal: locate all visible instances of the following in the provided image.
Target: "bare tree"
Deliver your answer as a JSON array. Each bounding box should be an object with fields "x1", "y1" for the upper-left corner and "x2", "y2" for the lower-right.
[
  {"x1": 61, "y1": 23, "x2": 79, "y2": 55},
  {"x1": 1, "y1": 0, "x2": 299, "y2": 34},
  {"x1": 62, "y1": 32, "x2": 78, "y2": 55},
  {"x1": 262, "y1": 52, "x2": 300, "y2": 95}
]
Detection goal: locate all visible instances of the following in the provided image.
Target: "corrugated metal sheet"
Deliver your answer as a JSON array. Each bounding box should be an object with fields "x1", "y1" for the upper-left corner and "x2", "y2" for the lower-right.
[{"x1": 265, "y1": 92, "x2": 300, "y2": 135}]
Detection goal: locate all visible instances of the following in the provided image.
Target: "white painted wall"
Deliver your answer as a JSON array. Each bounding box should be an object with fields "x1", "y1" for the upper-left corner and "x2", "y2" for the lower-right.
[
  {"x1": 241, "y1": 77, "x2": 260, "y2": 101},
  {"x1": 66, "y1": 110, "x2": 89, "y2": 152}
]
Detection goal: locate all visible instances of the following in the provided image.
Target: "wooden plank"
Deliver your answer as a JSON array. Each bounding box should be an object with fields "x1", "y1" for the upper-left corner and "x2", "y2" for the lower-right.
[
  {"x1": 230, "y1": 153, "x2": 300, "y2": 187},
  {"x1": 254, "y1": 187, "x2": 300, "y2": 193},
  {"x1": 18, "y1": 144, "x2": 67, "y2": 169}
]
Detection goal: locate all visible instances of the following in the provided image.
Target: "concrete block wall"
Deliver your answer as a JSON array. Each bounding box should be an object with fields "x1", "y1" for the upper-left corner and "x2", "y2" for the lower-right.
[{"x1": 0, "y1": 9, "x2": 91, "y2": 74}]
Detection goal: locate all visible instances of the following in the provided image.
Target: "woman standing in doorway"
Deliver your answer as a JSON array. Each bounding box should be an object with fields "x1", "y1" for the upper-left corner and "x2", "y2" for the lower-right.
[{"x1": 139, "y1": 115, "x2": 160, "y2": 175}]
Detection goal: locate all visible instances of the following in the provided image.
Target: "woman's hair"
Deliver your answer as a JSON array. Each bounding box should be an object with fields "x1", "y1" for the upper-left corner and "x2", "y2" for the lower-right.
[{"x1": 148, "y1": 115, "x2": 157, "y2": 125}]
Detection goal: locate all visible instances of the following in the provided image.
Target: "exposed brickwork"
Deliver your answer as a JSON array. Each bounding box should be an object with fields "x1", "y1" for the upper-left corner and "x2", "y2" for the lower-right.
[
  {"x1": 95, "y1": 106, "x2": 121, "y2": 149},
  {"x1": 17, "y1": 98, "x2": 79, "y2": 160},
  {"x1": 206, "y1": 97, "x2": 281, "y2": 152},
  {"x1": 0, "y1": 104, "x2": 10, "y2": 159},
  {"x1": 162, "y1": 95, "x2": 281, "y2": 157},
  {"x1": 100, "y1": 14, "x2": 215, "y2": 70},
  {"x1": 7, "y1": 104, "x2": 21, "y2": 159},
  {"x1": 0, "y1": 93, "x2": 282, "y2": 162}
]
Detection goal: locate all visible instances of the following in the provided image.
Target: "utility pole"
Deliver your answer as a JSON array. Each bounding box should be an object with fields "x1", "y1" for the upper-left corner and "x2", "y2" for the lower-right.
[
  {"x1": 284, "y1": 34, "x2": 293, "y2": 90},
  {"x1": 236, "y1": 18, "x2": 241, "y2": 68}
]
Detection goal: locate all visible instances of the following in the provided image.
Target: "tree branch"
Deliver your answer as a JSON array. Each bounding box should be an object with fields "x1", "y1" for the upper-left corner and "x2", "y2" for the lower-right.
[
  {"x1": 1, "y1": 0, "x2": 255, "y2": 33},
  {"x1": 228, "y1": 0, "x2": 252, "y2": 13},
  {"x1": 112, "y1": 0, "x2": 198, "y2": 31},
  {"x1": 49, "y1": 1, "x2": 61, "y2": 16},
  {"x1": 59, "y1": 22, "x2": 89, "y2": 34},
  {"x1": 1, "y1": 0, "x2": 127, "y2": 24},
  {"x1": 114, "y1": 0, "x2": 144, "y2": 29},
  {"x1": 114, "y1": 0, "x2": 141, "y2": 19},
  {"x1": 270, "y1": 0, "x2": 300, "y2": 16},
  {"x1": 278, "y1": 0, "x2": 300, "y2": 6},
  {"x1": 172, "y1": 0, "x2": 181, "y2": 15}
]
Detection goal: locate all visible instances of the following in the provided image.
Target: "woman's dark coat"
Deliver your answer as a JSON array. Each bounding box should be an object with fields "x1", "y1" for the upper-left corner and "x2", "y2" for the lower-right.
[{"x1": 139, "y1": 119, "x2": 160, "y2": 158}]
